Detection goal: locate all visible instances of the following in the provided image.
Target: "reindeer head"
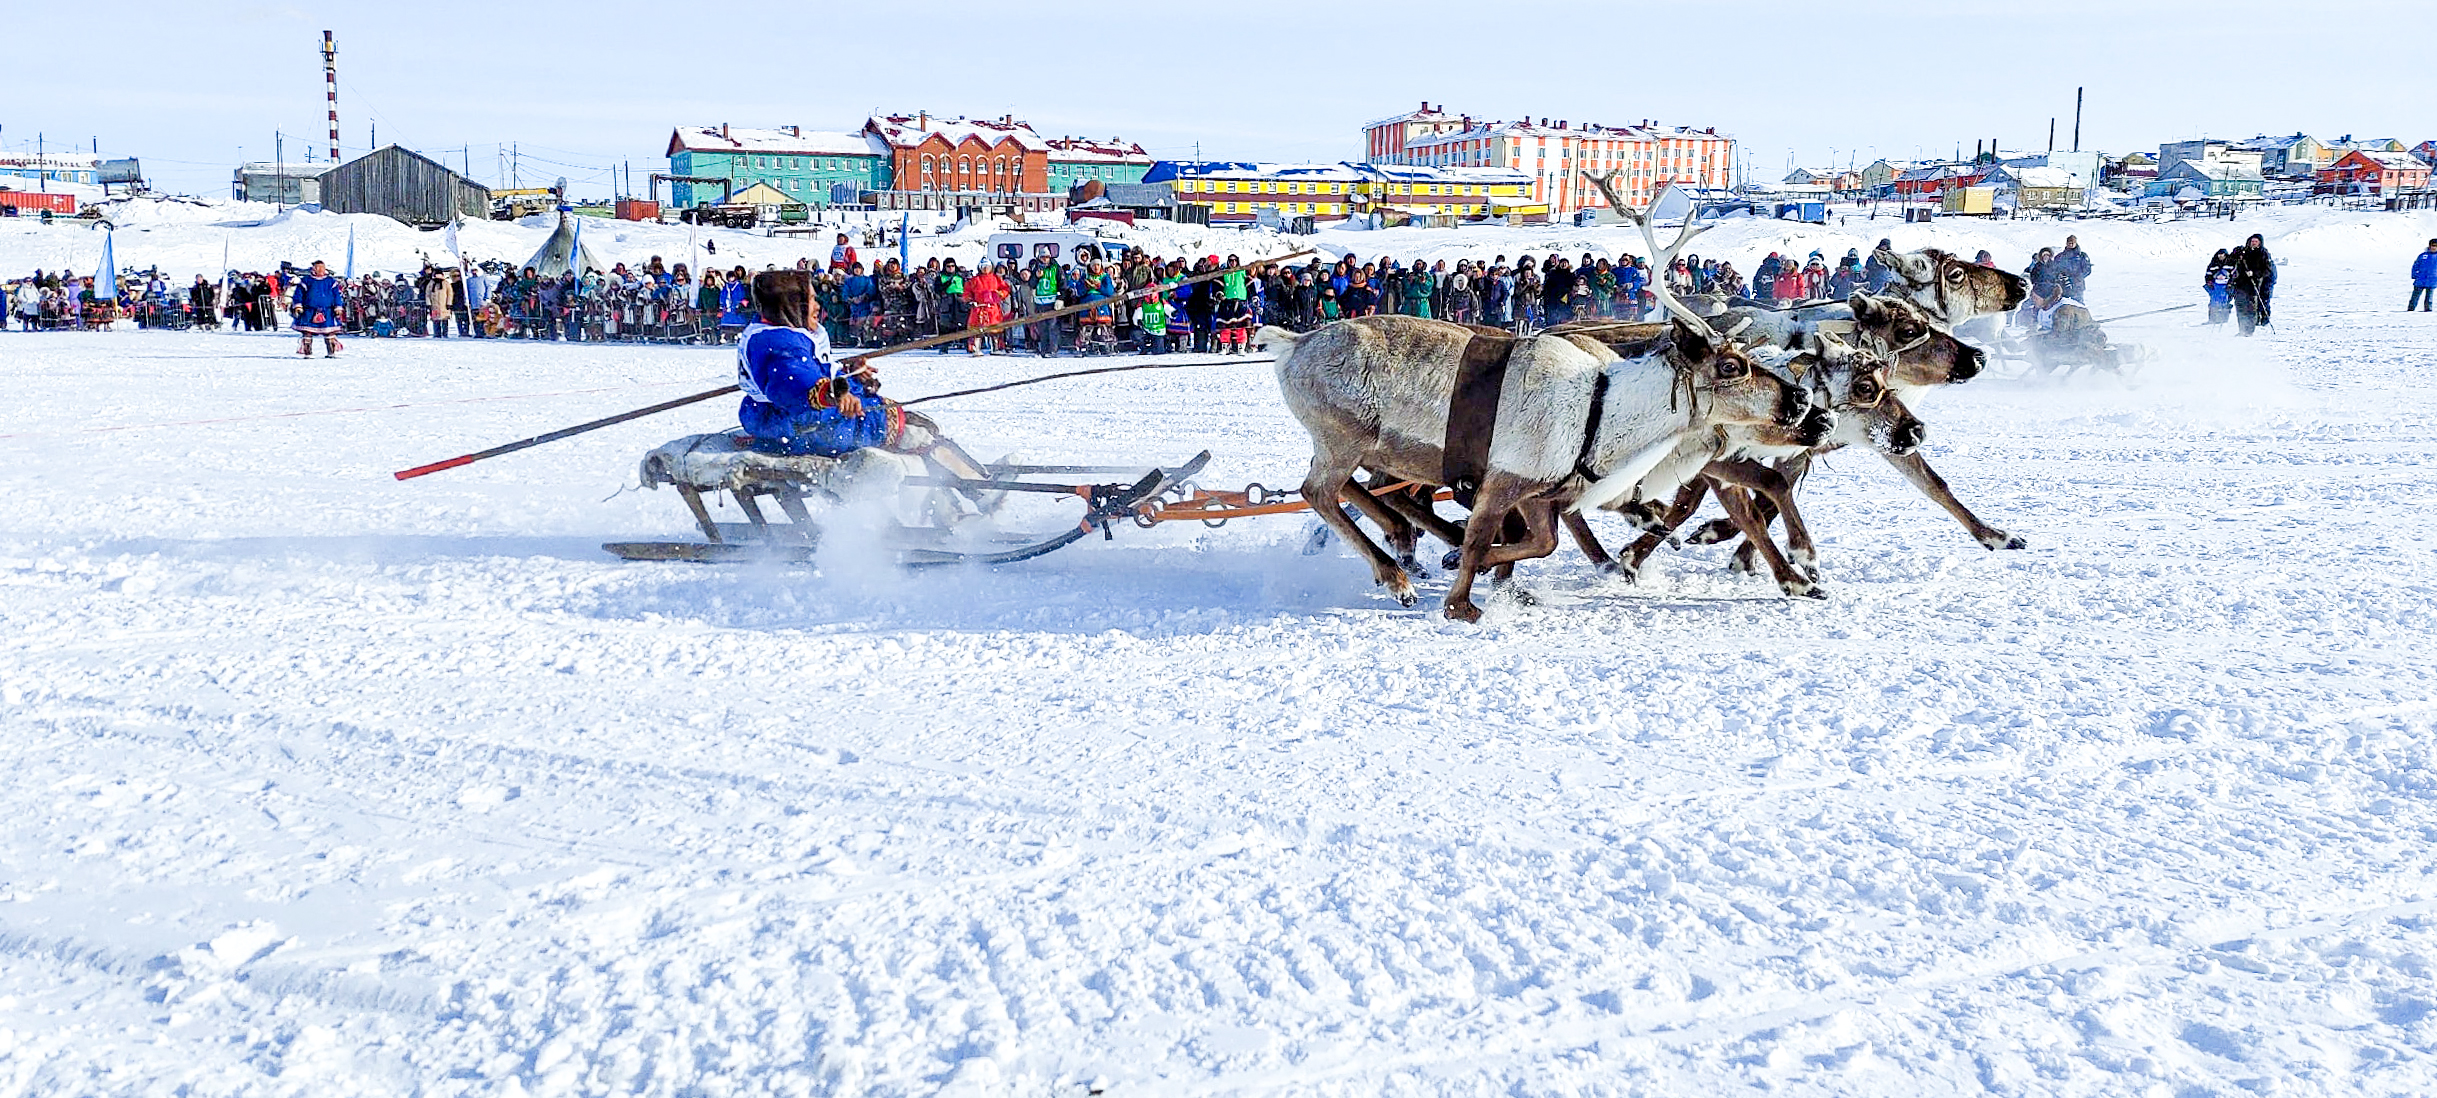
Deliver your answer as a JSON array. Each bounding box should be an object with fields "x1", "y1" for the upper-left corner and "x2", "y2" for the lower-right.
[
  {"x1": 1848, "y1": 292, "x2": 1983, "y2": 387},
  {"x1": 1679, "y1": 320, "x2": 1832, "y2": 444},
  {"x1": 1871, "y1": 246, "x2": 2028, "y2": 323},
  {"x1": 1810, "y1": 342, "x2": 1926, "y2": 456}
]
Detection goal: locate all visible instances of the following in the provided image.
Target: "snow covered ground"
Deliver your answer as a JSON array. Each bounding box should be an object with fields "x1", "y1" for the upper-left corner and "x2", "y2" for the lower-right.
[{"x1": 4, "y1": 207, "x2": 2437, "y2": 1096}]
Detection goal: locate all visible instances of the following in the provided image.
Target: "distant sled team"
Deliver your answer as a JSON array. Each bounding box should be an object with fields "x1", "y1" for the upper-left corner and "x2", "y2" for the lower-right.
[{"x1": 1261, "y1": 170, "x2": 2030, "y2": 621}]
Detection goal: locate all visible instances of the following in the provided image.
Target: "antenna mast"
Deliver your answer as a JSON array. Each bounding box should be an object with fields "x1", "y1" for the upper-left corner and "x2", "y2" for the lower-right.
[{"x1": 322, "y1": 31, "x2": 339, "y2": 161}]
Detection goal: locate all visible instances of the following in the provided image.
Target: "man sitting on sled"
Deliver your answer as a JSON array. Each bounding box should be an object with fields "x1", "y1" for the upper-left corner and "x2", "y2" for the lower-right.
[{"x1": 735, "y1": 270, "x2": 990, "y2": 481}]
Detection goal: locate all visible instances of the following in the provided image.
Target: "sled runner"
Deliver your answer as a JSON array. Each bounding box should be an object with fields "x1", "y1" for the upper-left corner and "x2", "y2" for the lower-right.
[{"x1": 603, "y1": 433, "x2": 1209, "y2": 567}]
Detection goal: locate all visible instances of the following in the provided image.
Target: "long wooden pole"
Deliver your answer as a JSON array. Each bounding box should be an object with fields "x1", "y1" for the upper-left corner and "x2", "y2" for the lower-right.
[{"x1": 393, "y1": 249, "x2": 1317, "y2": 480}]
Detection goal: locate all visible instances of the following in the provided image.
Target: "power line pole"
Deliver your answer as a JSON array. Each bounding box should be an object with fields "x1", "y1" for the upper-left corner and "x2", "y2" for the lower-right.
[{"x1": 2073, "y1": 87, "x2": 2084, "y2": 152}]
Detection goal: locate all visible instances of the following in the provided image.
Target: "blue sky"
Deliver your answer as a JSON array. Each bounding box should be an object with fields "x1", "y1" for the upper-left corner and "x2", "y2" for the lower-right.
[{"x1": 8, "y1": 0, "x2": 2423, "y2": 198}]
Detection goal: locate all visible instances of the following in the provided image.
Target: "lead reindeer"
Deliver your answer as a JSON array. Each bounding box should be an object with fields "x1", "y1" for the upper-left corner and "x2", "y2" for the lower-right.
[
  {"x1": 1616, "y1": 335, "x2": 1930, "y2": 581},
  {"x1": 1581, "y1": 170, "x2": 2033, "y2": 563},
  {"x1": 1683, "y1": 292, "x2": 2031, "y2": 558}
]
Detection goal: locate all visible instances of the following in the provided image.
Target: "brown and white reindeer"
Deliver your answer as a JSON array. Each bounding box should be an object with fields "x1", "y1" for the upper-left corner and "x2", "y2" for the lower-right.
[
  {"x1": 1574, "y1": 167, "x2": 2028, "y2": 560},
  {"x1": 1873, "y1": 245, "x2": 2030, "y2": 325},
  {"x1": 1681, "y1": 291, "x2": 2030, "y2": 556},
  {"x1": 1258, "y1": 302, "x2": 1824, "y2": 621},
  {"x1": 1616, "y1": 336, "x2": 1930, "y2": 583}
]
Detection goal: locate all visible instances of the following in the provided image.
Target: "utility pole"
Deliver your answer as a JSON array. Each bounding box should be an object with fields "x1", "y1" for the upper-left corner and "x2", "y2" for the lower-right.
[
  {"x1": 512, "y1": 143, "x2": 520, "y2": 190},
  {"x1": 36, "y1": 132, "x2": 45, "y2": 192},
  {"x1": 2049, "y1": 118, "x2": 2056, "y2": 153},
  {"x1": 275, "y1": 131, "x2": 285, "y2": 211},
  {"x1": 2073, "y1": 87, "x2": 2084, "y2": 152},
  {"x1": 322, "y1": 31, "x2": 339, "y2": 161}
]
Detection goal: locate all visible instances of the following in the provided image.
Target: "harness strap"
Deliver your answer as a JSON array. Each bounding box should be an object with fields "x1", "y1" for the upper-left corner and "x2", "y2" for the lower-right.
[
  {"x1": 1572, "y1": 371, "x2": 1611, "y2": 483},
  {"x1": 1441, "y1": 332, "x2": 1516, "y2": 490}
]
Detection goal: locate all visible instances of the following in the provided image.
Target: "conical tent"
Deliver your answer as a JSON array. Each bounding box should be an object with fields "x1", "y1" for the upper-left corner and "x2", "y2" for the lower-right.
[{"x1": 523, "y1": 211, "x2": 603, "y2": 277}]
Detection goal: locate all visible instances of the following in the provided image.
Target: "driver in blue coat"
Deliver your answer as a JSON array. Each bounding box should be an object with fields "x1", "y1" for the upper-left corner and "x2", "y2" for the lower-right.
[{"x1": 735, "y1": 270, "x2": 988, "y2": 481}]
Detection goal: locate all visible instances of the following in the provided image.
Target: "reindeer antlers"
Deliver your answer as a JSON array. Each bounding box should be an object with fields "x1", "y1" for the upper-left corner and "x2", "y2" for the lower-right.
[{"x1": 1582, "y1": 170, "x2": 1715, "y2": 338}]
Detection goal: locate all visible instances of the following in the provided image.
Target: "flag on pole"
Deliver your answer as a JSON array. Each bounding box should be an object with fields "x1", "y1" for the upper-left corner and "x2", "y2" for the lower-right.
[
  {"x1": 93, "y1": 231, "x2": 119, "y2": 300},
  {"x1": 899, "y1": 212, "x2": 909, "y2": 271},
  {"x1": 344, "y1": 223, "x2": 356, "y2": 279},
  {"x1": 570, "y1": 214, "x2": 584, "y2": 272},
  {"x1": 218, "y1": 238, "x2": 231, "y2": 325},
  {"x1": 444, "y1": 218, "x2": 461, "y2": 267}
]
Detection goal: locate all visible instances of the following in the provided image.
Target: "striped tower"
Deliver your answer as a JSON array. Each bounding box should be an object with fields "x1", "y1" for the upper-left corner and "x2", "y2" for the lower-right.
[{"x1": 322, "y1": 31, "x2": 338, "y2": 161}]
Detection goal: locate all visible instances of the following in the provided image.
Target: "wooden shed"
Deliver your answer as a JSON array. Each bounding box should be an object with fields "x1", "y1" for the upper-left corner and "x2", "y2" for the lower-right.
[{"x1": 318, "y1": 145, "x2": 490, "y2": 226}]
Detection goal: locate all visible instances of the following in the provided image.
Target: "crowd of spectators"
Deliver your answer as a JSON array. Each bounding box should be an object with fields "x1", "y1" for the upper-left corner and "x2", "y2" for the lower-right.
[{"x1": 9, "y1": 232, "x2": 2105, "y2": 353}]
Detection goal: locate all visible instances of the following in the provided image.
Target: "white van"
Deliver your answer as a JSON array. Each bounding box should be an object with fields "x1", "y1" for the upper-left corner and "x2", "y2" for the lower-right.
[{"x1": 985, "y1": 230, "x2": 1129, "y2": 268}]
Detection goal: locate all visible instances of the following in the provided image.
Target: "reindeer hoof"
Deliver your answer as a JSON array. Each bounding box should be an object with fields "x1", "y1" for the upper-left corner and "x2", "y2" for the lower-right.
[
  {"x1": 1727, "y1": 554, "x2": 1758, "y2": 576},
  {"x1": 1782, "y1": 580, "x2": 1829, "y2": 600},
  {"x1": 1397, "y1": 555, "x2": 1429, "y2": 578},
  {"x1": 1444, "y1": 600, "x2": 1484, "y2": 624},
  {"x1": 1502, "y1": 586, "x2": 1540, "y2": 607},
  {"x1": 1441, "y1": 548, "x2": 1464, "y2": 571},
  {"x1": 1686, "y1": 519, "x2": 1738, "y2": 546},
  {"x1": 1981, "y1": 531, "x2": 2027, "y2": 550}
]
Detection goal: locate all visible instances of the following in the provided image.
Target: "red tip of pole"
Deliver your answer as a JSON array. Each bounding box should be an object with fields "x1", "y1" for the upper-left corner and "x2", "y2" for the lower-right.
[{"x1": 393, "y1": 454, "x2": 477, "y2": 481}]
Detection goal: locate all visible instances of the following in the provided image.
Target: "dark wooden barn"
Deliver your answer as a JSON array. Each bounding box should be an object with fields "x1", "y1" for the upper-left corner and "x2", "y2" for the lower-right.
[{"x1": 317, "y1": 145, "x2": 490, "y2": 225}]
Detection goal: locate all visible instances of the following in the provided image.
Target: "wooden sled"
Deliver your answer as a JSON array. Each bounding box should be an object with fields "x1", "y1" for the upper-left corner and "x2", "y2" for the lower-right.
[{"x1": 604, "y1": 433, "x2": 1208, "y2": 568}]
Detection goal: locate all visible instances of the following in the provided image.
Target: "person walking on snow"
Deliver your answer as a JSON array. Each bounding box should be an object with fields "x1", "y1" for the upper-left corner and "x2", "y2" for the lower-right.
[
  {"x1": 2229, "y1": 234, "x2": 2276, "y2": 337},
  {"x1": 290, "y1": 260, "x2": 346, "y2": 357},
  {"x1": 2410, "y1": 239, "x2": 2437, "y2": 312}
]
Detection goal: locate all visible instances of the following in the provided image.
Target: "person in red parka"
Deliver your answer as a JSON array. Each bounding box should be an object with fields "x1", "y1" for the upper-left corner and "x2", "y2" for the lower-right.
[
  {"x1": 963, "y1": 263, "x2": 1012, "y2": 355},
  {"x1": 1771, "y1": 260, "x2": 1804, "y2": 304}
]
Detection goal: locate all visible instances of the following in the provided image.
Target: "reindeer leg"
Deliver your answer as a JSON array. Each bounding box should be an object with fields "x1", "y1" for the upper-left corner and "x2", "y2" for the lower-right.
[
  {"x1": 1484, "y1": 510, "x2": 1523, "y2": 592},
  {"x1": 1445, "y1": 472, "x2": 1542, "y2": 623},
  {"x1": 1478, "y1": 499, "x2": 1562, "y2": 570},
  {"x1": 1879, "y1": 449, "x2": 2024, "y2": 549},
  {"x1": 1706, "y1": 470, "x2": 1824, "y2": 599},
  {"x1": 1380, "y1": 484, "x2": 1468, "y2": 548},
  {"x1": 1622, "y1": 480, "x2": 1712, "y2": 581},
  {"x1": 1714, "y1": 459, "x2": 1819, "y2": 580},
  {"x1": 1301, "y1": 444, "x2": 1419, "y2": 606},
  {"x1": 1342, "y1": 477, "x2": 1424, "y2": 577}
]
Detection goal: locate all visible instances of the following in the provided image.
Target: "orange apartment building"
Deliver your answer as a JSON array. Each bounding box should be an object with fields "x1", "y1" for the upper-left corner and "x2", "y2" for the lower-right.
[{"x1": 1363, "y1": 103, "x2": 1736, "y2": 217}]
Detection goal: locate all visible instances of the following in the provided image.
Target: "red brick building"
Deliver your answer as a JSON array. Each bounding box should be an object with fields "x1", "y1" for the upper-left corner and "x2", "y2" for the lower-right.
[{"x1": 863, "y1": 113, "x2": 1050, "y2": 196}]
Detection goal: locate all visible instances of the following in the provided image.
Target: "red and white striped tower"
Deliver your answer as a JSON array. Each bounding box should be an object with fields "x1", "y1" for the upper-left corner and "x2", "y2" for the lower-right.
[{"x1": 321, "y1": 31, "x2": 338, "y2": 161}]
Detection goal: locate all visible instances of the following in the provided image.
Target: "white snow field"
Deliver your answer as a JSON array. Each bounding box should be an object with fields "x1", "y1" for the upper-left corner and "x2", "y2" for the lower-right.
[{"x1": 4, "y1": 207, "x2": 2437, "y2": 1097}]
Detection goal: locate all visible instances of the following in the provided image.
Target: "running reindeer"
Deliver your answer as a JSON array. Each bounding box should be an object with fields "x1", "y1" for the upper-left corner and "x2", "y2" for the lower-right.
[
  {"x1": 1578, "y1": 171, "x2": 2034, "y2": 570},
  {"x1": 1260, "y1": 210, "x2": 1832, "y2": 620}
]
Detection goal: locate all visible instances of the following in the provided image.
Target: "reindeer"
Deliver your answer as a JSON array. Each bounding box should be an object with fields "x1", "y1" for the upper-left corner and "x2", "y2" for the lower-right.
[
  {"x1": 1260, "y1": 308, "x2": 1825, "y2": 621},
  {"x1": 1872, "y1": 245, "x2": 2029, "y2": 325},
  {"x1": 1667, "y1": 291, "x2": 2027, "y2": 558},
  {"x1": 1617, "y1": 338, "x2": 1929, "y2": 582},
  {"x1": 1558, "y1": 172, "x2": 2026, "y2": 564}
]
